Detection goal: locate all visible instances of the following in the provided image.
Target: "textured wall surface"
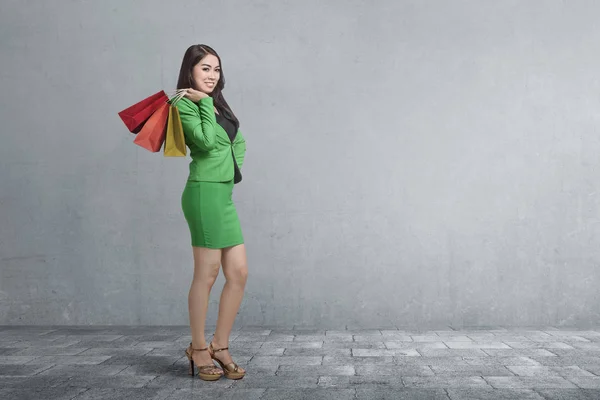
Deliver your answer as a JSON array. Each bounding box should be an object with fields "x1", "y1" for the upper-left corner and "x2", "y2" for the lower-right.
[{"x1": 1, "y1": 0, "x2": 599, "y2": 328}]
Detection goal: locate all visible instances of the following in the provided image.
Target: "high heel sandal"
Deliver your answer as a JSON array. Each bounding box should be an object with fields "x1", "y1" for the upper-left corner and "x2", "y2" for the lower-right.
[
  {"x1": 185, "y1": 342, "x2": 223, "y2": 381},
  {"x1": 208, "y1": 342, "x2": 246, "y2": 380}
]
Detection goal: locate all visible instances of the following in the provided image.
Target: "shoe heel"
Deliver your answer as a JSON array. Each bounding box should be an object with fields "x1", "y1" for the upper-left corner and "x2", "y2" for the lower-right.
[{"x1": 188, "y1": 358, "x2": 194, "y2": 376}]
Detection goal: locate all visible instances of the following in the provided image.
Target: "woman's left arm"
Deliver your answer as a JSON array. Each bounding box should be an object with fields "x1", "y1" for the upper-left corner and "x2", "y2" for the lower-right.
[{"x1": 233, "y1": 131, "x2": 246, "y2": 169}]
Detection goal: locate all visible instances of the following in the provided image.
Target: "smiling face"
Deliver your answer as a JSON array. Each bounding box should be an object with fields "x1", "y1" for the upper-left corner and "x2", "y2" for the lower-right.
[{"x1": 192, "y1": 54, "x2": 221, "y2": 94}]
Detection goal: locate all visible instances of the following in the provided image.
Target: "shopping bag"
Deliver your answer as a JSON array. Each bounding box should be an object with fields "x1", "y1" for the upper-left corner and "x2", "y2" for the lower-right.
[
  {"x1": 164, "y1": 105, "x2": 187, "y2": 157},
  {"x1": 133, "y1": 102, "x2": 170, "y2": 152},
  {"x1": 118, "y1": 90, "x2": 168, "y2": 133}
]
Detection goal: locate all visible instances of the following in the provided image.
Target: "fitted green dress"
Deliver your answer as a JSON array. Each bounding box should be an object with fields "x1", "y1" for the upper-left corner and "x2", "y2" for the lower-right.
[{"x1": 181, "y1": 109, "x2": 244, "y2": 249}]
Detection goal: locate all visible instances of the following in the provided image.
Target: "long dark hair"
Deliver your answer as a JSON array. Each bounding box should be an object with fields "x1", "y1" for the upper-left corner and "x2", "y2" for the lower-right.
[{"x1": 176, "y1": 44, "x2": 239, "y2": 130}]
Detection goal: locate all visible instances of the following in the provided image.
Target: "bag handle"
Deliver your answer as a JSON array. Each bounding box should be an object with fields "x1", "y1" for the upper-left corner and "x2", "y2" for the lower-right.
[{"x1": 167, "y1": 89, "x2": 187, "y2": 105}]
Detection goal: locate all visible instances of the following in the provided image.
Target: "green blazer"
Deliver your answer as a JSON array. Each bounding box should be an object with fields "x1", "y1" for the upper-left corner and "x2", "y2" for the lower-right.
[{"x1": 176, "y1": 96, "x2": 246, "y2": 182}]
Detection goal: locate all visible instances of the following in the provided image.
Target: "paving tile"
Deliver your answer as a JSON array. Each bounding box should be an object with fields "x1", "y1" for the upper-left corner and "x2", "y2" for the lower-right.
[
  {"x1": 544, "y1": 330, "x2": 600, "y2": 338},
  {"x1": 353, "y1": 335, "x2": 386, "y2": 342},
  {"x1": 530, "y1": 356, "x2": 600, "y2": 367},
  {"x1": 568, "y1": 377, "x2": 600, "y2": 389},
  {"x1": 461, "y1": 356, "x2": 541, "y2": 366},
  {"x1": 355, "y1": 364, "x2": 434, "y2": 376},
  {"x1": 260, "y1": 388, "x2": 355, "y2": 400},
  {"x1": 483, "y1": 349, "x2": 557, "y2": 357},
  {"x1": 23, "y1": 355, "x2": 112, "y2": 365},
  {"x1": 446, "y1": 388, "x2": 544, "y2": 399},
  {"x1": 353, "y1": 348, "x2": 421, "y2": 357},
  {"x1": 434, "y1": 335, "x2": 474, "y2": 342},
  {"x1": 0, "y1": 355, "x2": 37, "y2": 365},
  {"x1": 10, "y1": 346, "x2": 90, "y2": 356},
  {"x1": 403, "y1": 376, "x2": 490, "y2": 388},
  {"x1": 5, "y1": 338, "x2": 83, "y2": 348},
  {"x1": 506, "y1": 366, "x2": 595, "y2": 378},
  {"x1": 117, "y1": 363, "x2": 185, "y2": 376},
  {"x1": 522, "y1": 332, "x2": 557, "y2": 341},
  {"x1": 250, "y1": 347, "x2": 285, "y2": 356},
  {"x1": 61, "y1": 334, "x2": 125, "y2": 342},
  {"x1": 230, "y1": 375, "x2": 319, "y2": 388},
  {"x1": 62, "y1": 374, "x2": 157, "y2": 388},
  {"x1": 581, "y1": 365, "x2": 600, "y2": 376},
  {"x1": 77, "y1": 347, "x2": 154, "y2": 356},
  {"x1": 480, "y1": 335, "x2": 532, "y2": 341},
  {"x1": 262, "y1": 333, "x2": 295, "y2": 342},
  {"x1": 0, "y1": 387, "x2": 88, "y2": 400},
  {"x1": 165, "y1": 388, "x2": 265, "y2": 400},
  {"x1": 261, "y1": 341, "x2": 323, "y2": 349},
  {"x1": 64, "y1": 340, "x2": 140, "y2": 349},
  {"x1": 380, "y1": 330, "x2": 414, "y2": 337},
  {"x1": 412, "y1": 335, "x2": 452, "y2": 342},
  {"x1": 322, "y1": 341, "x2": 386, "y2": 349},
  {"x1": 142, "y1": 374, "x2": 233, "y2": 391},
  {"x1": 283, "y1": 347, "x2": 350, "y2": 356},
  {"x1": 0, "y1": 375, "x2": 72, "y2": 389},
  {"x1": 463, "y1": 333, "x2": 503, "y2": 340},
  {"x1": 549, "y1": 349, "x2": 600, "y2": 357},
  {"x1": 417, "y1": 349, "x2": 489, "y2": 357},
  {"x1": 349, "y1": 375, "x2": 406, "y2": 386},
  {"x1": 323, "y1": 355, "x2": 395, "y2": 366},
  {"x1": 293, "y1": 335, "x2": 327, "y2": 342},
  {"x1": 535, "y1": 388, "x2": 600, "y2": 399},
  {"x1": 317, "y1": 375, "x2": 351, "y2": 387},
  {"x1": 346, "y1": 330, "x2": 384, "y2": 336},
  {"x1": 325, "y1": 330, "x2": 353, "y2": 335},
  {"x1": 444, "y1": 341, "x2": 511, "y2": 349},
  {"x1": 277, "y1": 364, "x2": 355, "y2": 375},
  {"x1": 98, "y1": 355, "x2": 180, "y2": 366},
  {"x1": 355, "y1": 388, "x2": 450, "y2": 399},
  {"x1": 291, "y1": 328, "x2": 329, "y2": 334},
  {"x1": 385, "y1": 341, "x2": 447, "y2": 349},
  {"x1": 430, "y1": 365, "x2": 514, "y2": 376},
  {"x1": 393, "y1": 356, "x2": 469, "y2": 366},
  {"x1": 503, "y1": 341, "x2": 575, "y2": 349},
  {"x1": 38, "y1": 364, "x2": 129, "y2": 376},
  {"x1": 484, "y1": 376, "x2": 578, "y2": 388},
  {"x1": 0, "y1": 363, "x2": 55, "y2": 376},
  {"x1": 570, "y1": 342, "x2": 600, "y2": 351},
  {"x1": 248, "y1": 356, "x2": 322, "y2": 366},
  {"x1": 72, "y1": 387, "x2": 176, "y2": 400}
]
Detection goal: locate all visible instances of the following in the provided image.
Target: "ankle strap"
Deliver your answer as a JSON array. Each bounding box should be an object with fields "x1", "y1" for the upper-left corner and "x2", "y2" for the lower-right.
[
  {"x1": 209, "y1": 342, "x2": 228, "y2": 352},
  {"x1": 189, "y1": 342, "x2": 208, "y2": 351}
]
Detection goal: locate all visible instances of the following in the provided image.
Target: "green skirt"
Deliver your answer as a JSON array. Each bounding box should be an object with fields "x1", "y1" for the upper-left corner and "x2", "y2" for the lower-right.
[{"x1": 181, "y1": 179, "x2": 244, "y2": 249}]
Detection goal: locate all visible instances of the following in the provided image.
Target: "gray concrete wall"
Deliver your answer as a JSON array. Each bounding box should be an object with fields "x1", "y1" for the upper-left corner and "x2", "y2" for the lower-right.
[{"x1": 1, "y1": 0, "x2": 599, "y2": 328}]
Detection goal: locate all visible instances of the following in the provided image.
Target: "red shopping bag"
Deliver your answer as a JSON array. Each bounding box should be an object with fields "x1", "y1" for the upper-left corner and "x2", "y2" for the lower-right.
[
  {"x1": 118, "y1": 90, "x2": 168, "y2": 133},
  {"x1": 133, "y1": 102, "x2": 170, "y2": 152}
]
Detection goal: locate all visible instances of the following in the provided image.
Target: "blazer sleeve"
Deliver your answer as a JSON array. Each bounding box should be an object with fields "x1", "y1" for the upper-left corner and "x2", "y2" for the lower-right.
[
  {"x1": 233, "y1": 130, "x2": 246, "y2": 169},
  {"x1": 177, "y1": 97, "x2": 219, "y2": 151}
]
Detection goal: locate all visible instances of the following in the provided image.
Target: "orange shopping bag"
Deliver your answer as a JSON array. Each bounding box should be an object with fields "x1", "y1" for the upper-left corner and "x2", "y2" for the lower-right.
[{"x1": 133, "y1": 102, "x2": 170, "y2": 152}]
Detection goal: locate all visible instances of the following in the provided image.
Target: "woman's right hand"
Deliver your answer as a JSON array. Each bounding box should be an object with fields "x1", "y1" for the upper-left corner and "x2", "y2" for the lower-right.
[{"x1": 183, "y1": 88, "x2": 209, "y2": 103}]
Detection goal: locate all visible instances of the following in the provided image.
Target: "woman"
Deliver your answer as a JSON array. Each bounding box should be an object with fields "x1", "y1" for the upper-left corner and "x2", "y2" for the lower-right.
[{"x1": 176, "y1": 44, "x2": 248, "y2": 381}]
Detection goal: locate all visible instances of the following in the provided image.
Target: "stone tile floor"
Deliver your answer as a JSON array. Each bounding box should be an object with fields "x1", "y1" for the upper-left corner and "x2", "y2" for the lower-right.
[{"x1": 1, "y1": 325, "x2": 599, "y2": 399}]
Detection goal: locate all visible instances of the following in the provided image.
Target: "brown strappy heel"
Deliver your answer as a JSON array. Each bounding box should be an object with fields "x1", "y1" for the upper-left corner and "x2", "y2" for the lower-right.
[
  {"x1": 208, "y1": 342, "x2": 246, "y2": 380},
  {"x1": 185, "y1": 342, "x2": 223, "y2": 381}
]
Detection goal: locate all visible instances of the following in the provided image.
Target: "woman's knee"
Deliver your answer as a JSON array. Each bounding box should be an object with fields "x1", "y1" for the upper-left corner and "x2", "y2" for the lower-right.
[
  {"x1": 225, "y1": 262, "x2": 248, "y2": 285},
  {"x1": 193, "y1": 261, "x2": 221, "y2": 286}
]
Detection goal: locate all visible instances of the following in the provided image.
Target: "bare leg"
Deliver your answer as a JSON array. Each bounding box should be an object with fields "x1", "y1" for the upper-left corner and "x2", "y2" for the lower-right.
[
  {"x1": 211, "y1": 244, "x2": 248, "y2": 373},
  {"x1": 188, "y1": 246, "x2": 222, "y2": 371}
]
